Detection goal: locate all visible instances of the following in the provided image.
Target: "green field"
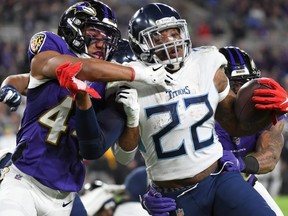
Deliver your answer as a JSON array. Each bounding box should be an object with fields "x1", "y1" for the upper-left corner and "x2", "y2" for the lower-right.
[{"x1": 275, "y1": 196, "x2": 288, "y2": 215}]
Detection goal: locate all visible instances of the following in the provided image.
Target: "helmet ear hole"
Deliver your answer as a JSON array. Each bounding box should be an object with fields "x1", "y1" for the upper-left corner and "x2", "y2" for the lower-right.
[{"x1": 58, "y1": 1, "x2": 121, "y2": 60}]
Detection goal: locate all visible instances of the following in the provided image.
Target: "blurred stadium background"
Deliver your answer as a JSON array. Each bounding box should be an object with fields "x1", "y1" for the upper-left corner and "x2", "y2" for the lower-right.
[{"x1": 0, "y1": 0, "x2": 288, "y2": 214}]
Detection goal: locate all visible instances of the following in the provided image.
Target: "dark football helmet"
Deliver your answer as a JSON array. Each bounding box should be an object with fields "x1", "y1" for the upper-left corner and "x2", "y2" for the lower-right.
[
  {"x1": 111, "y1": 39, "x2": 136, "y2": 64},
  {"x1": 128, "y1": 3, "x2": 191, "y2": 70},
  {"x1": 219, "y1": 46, "x2": 261, "y2": 93},
  {"x1": 219, "y1": 46, "x2": 261, "y2": 82},
  {"x1": 58, "y1": 1, "x2": 121, "y2": 60}
]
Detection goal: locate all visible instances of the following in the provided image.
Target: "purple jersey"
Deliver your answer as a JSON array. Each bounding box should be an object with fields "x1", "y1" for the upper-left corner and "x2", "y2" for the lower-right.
[
  {"x1": 215, "y1": 121, "x2": 261, "y2": 184},
  {"x1": 216, "y1": 115, "x2": 285, "y2": 156},
  {"x1": 13, "y1": 31, "x2": 105, "y2": 192},
  {"x1": 215, "y1": 121, "x2": 260, "y2": 157}
]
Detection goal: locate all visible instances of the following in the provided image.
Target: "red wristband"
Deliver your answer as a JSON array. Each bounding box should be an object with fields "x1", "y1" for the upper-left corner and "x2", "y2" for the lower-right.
[{"x1": 130, "y1": 67, "x2": 136, "y2": 81}]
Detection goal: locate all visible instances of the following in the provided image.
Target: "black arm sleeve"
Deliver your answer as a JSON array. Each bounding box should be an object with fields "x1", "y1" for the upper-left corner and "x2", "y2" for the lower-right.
[
  {"x1": 242, "y1": 156, "x2": 259, "y2": 174},
  {"x1": 76, "y1": 98, "x2": 126, "y2": 160}
]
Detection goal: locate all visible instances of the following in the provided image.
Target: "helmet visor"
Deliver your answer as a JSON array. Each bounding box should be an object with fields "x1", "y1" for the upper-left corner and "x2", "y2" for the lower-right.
[{"x1": 83, "y1": 24, "x2": 120, "y2": 60}]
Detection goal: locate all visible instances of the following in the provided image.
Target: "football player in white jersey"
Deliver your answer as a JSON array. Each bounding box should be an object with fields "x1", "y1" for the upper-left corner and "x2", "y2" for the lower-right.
[
  {"x1": 113, "y1": 48, "x2": 286, "y2": 216},
  {"x1": 60, "y1": 3, "x2": 288, "y2": 216}
]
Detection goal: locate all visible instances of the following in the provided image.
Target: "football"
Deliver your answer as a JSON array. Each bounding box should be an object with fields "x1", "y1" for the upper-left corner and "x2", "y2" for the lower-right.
[{"x1": 234, "y1": 78, "x2": 273, "y2": 124}]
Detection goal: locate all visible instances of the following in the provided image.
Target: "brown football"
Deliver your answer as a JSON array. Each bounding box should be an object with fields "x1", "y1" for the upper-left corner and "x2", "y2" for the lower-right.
[{"x1": 234, "y1": 78, "x2": 273, "y2": 124}]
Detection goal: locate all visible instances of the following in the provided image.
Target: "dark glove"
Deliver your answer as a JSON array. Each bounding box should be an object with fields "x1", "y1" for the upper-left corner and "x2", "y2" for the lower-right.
[
  {"x1": 219, "y1": 150, "x2": 246, "y2": 172},
  {"x1": 0, "y1": 85, "x2": 21, "y2": 111},
  {"x1": 140, "y1": 185, "x2": 176, "y2": 216}
]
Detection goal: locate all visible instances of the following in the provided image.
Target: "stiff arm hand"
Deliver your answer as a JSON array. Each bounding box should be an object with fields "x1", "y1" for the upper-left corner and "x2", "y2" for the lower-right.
[{"x1": 130, "y1": 64, "x2": 176, "y2": 89}]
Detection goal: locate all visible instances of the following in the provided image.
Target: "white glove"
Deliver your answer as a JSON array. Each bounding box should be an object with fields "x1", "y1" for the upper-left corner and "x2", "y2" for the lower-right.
[
  {"x1": 130, "y1": 64, "x2": 176, "y2": 88},
  {"x1": 115, "y1": 86, "x2": 140, "y2": 128}
]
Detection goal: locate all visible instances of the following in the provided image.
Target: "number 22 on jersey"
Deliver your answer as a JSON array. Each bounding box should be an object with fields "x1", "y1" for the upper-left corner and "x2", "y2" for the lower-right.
[{"x1": 145, "y1": 94, "x2": 214, "y2": 159}]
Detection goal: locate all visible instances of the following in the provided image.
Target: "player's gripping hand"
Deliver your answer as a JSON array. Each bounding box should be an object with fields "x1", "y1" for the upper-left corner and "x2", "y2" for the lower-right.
[
  {"x1": 219, "y1": 150, "x2": 246, "y2": 172},
  {"x1": 130, "y1": 64, "x2": 176, "y2": 88},
  {"x1": 252, "y1": 78, "x2": 288, "y2": 112},
  {"x1": 115, "y1": 85, "x2": 140, "y2": 128},
  {"x1": 56, "y1": 62, "x2": 100, "y2": 99},
  {"x1": 0, "y1": 85, "x2": 21, "y2": 111},
  {"x1": 140, "y1": 186, "x2": 176, "y2": 216}
]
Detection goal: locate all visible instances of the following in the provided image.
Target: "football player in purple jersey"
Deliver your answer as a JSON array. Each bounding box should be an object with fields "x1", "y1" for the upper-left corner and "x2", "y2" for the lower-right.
[
  {"x1": 0, "y1": 1, "x2": 174, "y2": 215},
  {"x1": 0, "y1": 37, "x2": 138, "y2": 216},
  {"x1": 217, "y1": 46, "x2": 284, "y2": 216}
]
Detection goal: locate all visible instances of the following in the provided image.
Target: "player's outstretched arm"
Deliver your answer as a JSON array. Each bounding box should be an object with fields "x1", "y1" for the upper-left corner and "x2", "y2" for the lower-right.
[{"x1": 32, "y1": 51, "x2": 174, "y2": 88}]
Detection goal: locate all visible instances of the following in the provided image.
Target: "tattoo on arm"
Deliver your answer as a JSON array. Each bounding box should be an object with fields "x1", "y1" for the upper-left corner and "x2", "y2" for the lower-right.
[{"x1": 252, "y1": 120, "x2": 284, "y2": 174}]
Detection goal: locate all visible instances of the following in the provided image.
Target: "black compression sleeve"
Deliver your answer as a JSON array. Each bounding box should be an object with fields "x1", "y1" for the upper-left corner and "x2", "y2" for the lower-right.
[
  {"x1": 242, "y1": 156, "x2": 259, "y2": 174},
  {"x1": 76, "y1": 106, "x2": 101, "y2": 140},
  {"x1": 75, "y1": 99, "x2": 126, "y2": 160},
  {"x1": 76, "y1": 106, "x2": 104, "y2": 160}
]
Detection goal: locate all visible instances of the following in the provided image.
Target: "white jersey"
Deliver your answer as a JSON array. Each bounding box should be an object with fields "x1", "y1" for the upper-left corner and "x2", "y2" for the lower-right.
[
  {"x1": 107, "y1": 46, "x2": 228, "y2": 181},
  {"x1": 114, "y1": 202, "x2": 150, "y2": 216}
]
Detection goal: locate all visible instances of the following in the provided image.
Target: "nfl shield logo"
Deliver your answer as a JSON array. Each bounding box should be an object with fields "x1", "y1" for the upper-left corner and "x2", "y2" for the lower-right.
[{"x1": 176, "y1": 208, "x2": 184, "y2": 216}]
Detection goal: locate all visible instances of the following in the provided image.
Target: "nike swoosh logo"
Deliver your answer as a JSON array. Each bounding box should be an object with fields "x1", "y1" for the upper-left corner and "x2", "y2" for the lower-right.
[
  {"x1": 62, "y1": 200, "x2": 72, "y2": 207},
  {"x1": 152, "y1": 66, "x2": 162, "y2": 71}
]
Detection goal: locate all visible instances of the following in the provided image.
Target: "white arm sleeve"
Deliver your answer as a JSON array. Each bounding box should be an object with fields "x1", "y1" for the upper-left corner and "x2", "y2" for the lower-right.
[
  {"x1": 219, "y1": 77, "x2": 230, "y2": 102},
  {"x1": 112, "y1": 142, "x2": 138, "y2": 165}
]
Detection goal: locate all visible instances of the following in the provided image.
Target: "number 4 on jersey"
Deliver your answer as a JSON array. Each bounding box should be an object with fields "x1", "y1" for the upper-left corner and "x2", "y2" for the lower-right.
[{"x1": 39, "y1": 97, "x2": 74, "y2": 145}]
